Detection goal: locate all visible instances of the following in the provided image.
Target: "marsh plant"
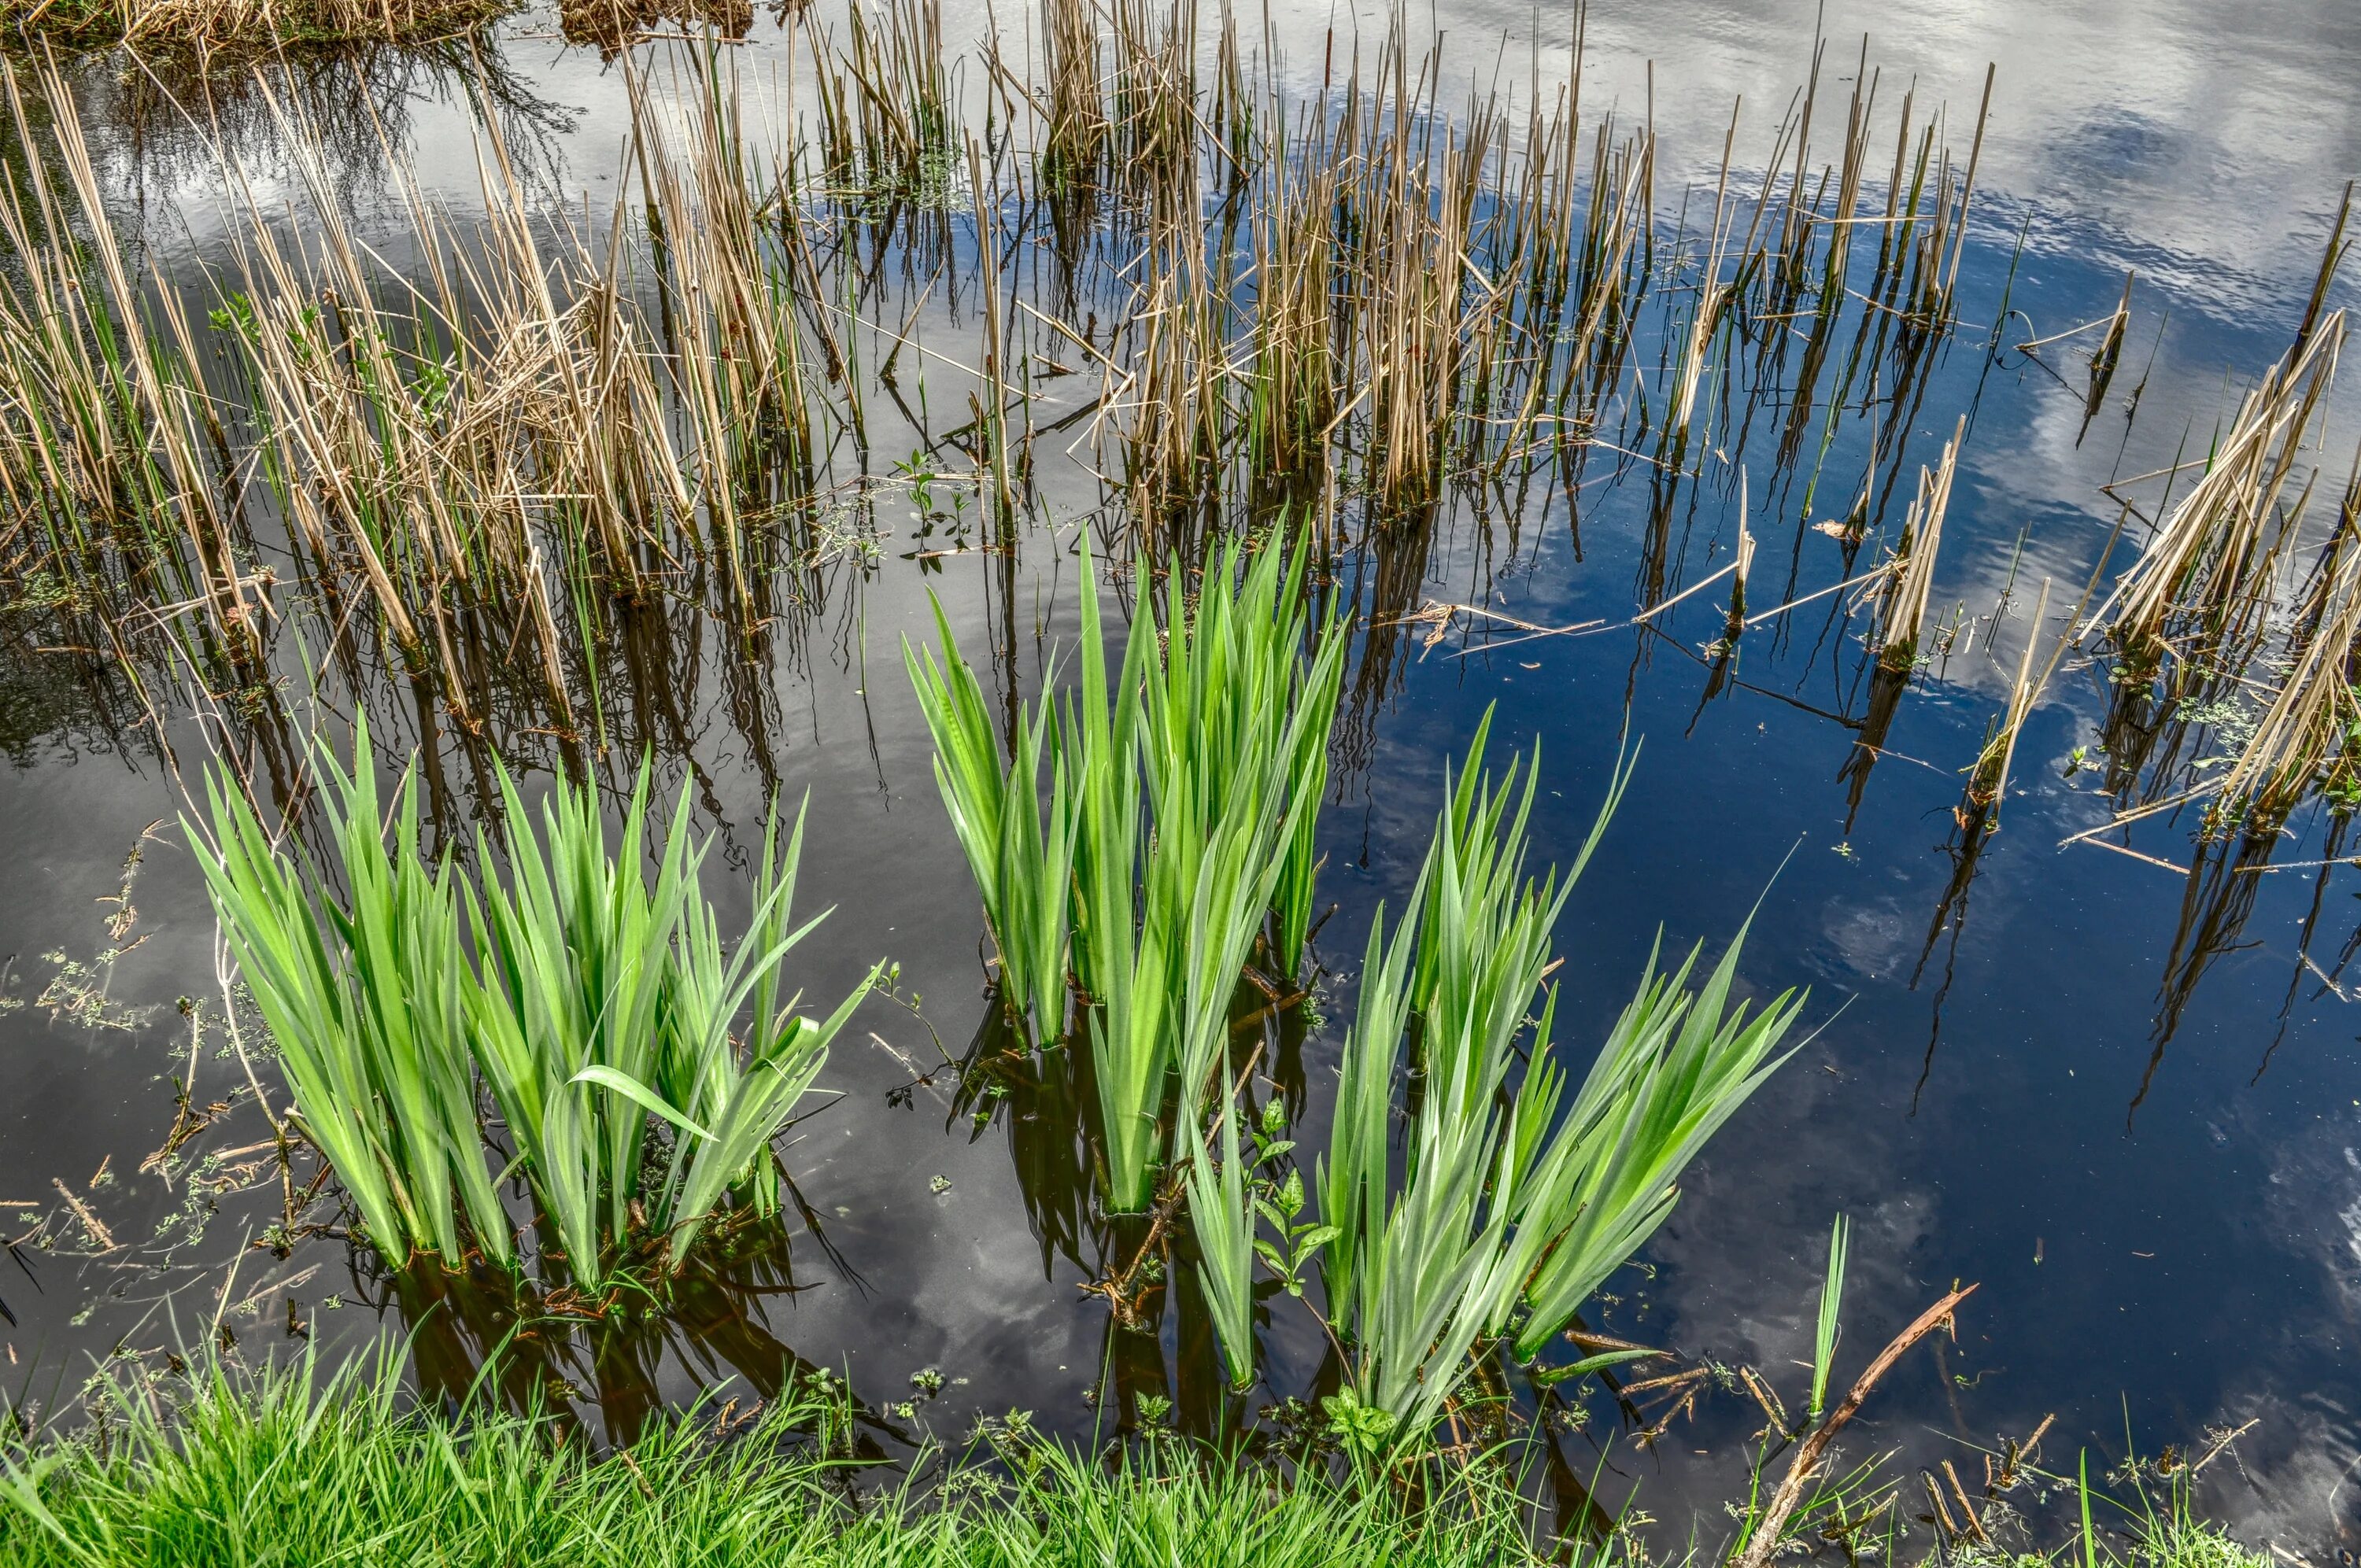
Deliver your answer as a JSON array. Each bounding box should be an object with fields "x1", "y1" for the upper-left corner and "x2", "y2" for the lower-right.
[{"x1": 189, "y1": 723, "x2": 876, "y2": 1289}]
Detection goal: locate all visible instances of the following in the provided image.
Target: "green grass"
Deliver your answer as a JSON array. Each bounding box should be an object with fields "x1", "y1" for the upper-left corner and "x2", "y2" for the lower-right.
[
  {"x1": 0, "y1": 1355, "x2": 1574, "y2": 1568},
  {"x1": 0, "y1": 1355, "x2": 2276, "y2": 1568}
]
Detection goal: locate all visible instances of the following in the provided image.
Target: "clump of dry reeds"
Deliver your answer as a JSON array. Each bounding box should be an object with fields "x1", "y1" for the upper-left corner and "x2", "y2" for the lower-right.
[
  {"x1": 811, "y1": 0, "x2": 955, "y2": 208},
  {"x1": 1242, "y1": 111, "x2": 1343, "y2": 478},
  {"x1": 2207, "y1": 452, "x2": 2361, "y2": 831},
  {"x1": 559, "y1": 0, "x2": 752, "y2": 53},
  {"x1": 1038, "y1": 0, "x2": 1108, "y2": 184},
  {"x1": 0, "y1": 1, "x2": 2016, "y2": 759},
  {"x1": 2101, "y1": 312, "x2": 2344, "y2": 663},
  {"x1": 0, "y1": 63, "x2": 259, "y2": 673}
]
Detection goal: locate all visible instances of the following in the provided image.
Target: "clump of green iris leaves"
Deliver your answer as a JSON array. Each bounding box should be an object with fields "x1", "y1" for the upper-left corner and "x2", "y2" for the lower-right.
[
  {"x1": 909, "y1": 532, "x2": 1809, "y2": 1457},
  {"x1": 189, "y1": 723, "x2": 878, "y2": 1293}
]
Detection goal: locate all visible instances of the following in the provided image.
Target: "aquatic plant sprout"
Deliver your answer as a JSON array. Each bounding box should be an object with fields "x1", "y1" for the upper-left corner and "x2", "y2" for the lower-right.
[
  {"x1": 1812, "y1": 1213, "x2": 1851, "y2": 1422},
  {"x1": 190, "y1": 727, "x2": 874, "y2": 1286}
]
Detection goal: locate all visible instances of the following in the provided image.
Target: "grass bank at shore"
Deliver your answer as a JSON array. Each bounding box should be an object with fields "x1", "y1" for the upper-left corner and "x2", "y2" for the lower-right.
[{"x1": 0, "y1": 1357, "x2": 2271, "y2": 1568}]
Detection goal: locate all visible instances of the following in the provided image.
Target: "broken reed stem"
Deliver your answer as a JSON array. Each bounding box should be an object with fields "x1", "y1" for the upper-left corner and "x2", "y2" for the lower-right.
[
  {"x1": 1728, "y1": 1283, "x2": 1977, "y2": 1568},
  {"x1": 2211, "y1": 448, "x2": 2361, "y2": 829},
  {"x1": 1875, "y1": 415, "x2": 1965, "y2": 673}
]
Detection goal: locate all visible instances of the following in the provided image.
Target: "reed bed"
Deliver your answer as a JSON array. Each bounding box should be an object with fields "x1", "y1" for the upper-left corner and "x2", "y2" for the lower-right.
[{"x1": 2, "y1": 2, "x2": 2003, "y2": 762}]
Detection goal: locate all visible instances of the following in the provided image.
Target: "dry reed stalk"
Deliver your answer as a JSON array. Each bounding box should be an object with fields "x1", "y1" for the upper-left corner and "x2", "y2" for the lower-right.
[
  {"x1": 558, "y1": 0, "x2": 752, "y2": 51},
  {"x1": 1816, "y1": 47, "x2": 1877, "y2": 311},
  {"x1": 1664, "y1": 110, "x2": 1742, "y2": 466},
  {"x1": 1729, "y1": 1284, "x2": 1977, "y2": 1568},
  {"x1": 1243, "y1": 111, "x2": 1342, "y2": 476},
  {"x1": 1108, "y1": 0, "x2": 1199, "y2": 214},
  {"x1": 1039, "y1": 0, "x2": 1108, "y2": 183},
  {"x1": 1873, "y1": 415, "x2": 1964, "y2": 672},
  {"x1": 2102, "y1": 313, "x2": 2346, "y2": 659},
  {"x1": 2295, "y1": 181, "x2": 2353, "y2": 359},
  {"x1": 1968, "y1": 578, "x2": 2052, "y2": 812},
  {"x1": 1111, "y1": 205, "x2": 1226, "y2": 532},
  {"x1": 628, "y1": 58, "x2": 818, "y2": 617},
  {"x1": 1553, "y1": 118, "x2": 1652, "y2": 418},
  {"x1": 2081, "y1": 270, "x2": 2134, "y2": 426},
  {"x1": 1348, "y1": 38, "x2": 1491, "y2": 507},
  {"x1": 809, "y1": 0, "x2": 952, "y2": 205},
  {"x1": 1725, "y1": 476, "x2": 1757, "y2": 640},
  {"x1": 964, "y1": 132, "x2": 1018, "y2": 524}
]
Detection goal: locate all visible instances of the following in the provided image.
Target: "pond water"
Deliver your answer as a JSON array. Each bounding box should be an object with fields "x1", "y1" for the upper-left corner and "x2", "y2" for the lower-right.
[{"x1": 5, "y1": 0, "x2": 2361, "y2": 1555}]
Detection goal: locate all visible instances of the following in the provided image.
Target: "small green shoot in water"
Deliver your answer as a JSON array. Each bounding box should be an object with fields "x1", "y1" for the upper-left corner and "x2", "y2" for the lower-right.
[{"x1": 1811, "y1": 1212, "x2": 1850, "y2": 1423}]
